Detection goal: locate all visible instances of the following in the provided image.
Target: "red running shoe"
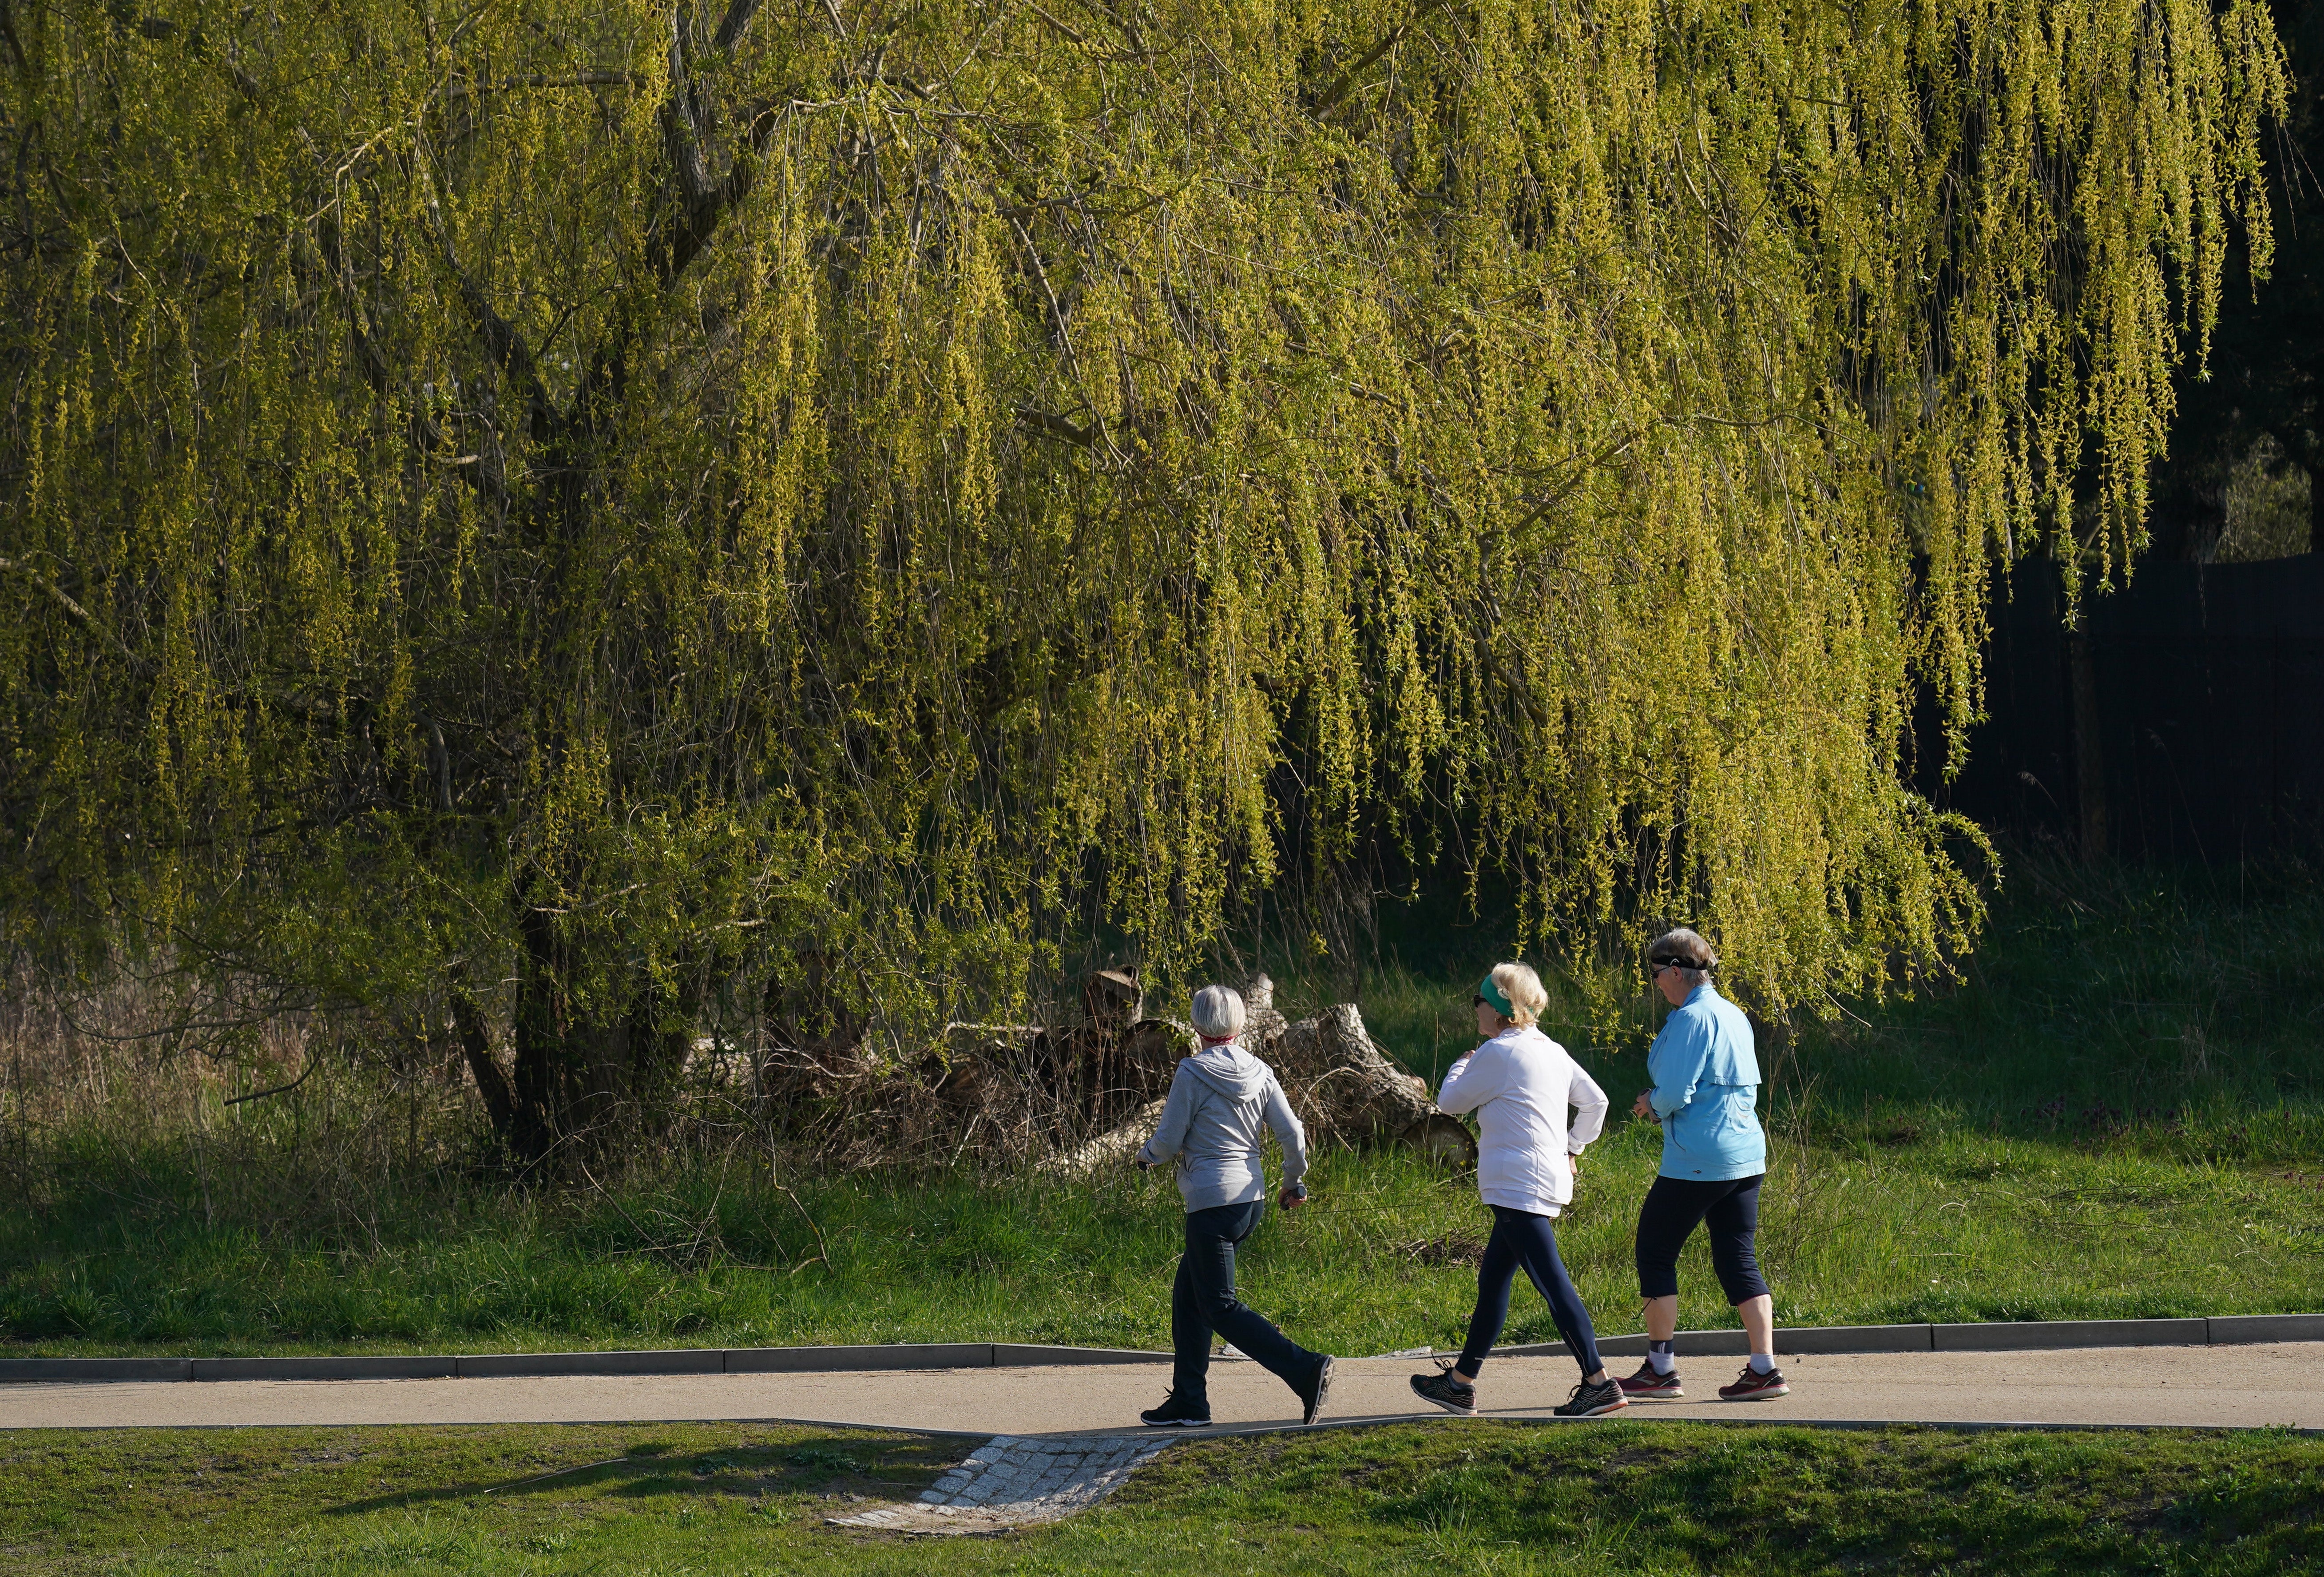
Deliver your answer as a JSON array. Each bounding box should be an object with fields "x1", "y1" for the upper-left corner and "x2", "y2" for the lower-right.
[
  {"x1": 1617, "y1": 1360, "x2": 1683, "y2": 1400},
  {"x1": 1718, "y1": 1363, "x2": 1790, "y2": 1401}
]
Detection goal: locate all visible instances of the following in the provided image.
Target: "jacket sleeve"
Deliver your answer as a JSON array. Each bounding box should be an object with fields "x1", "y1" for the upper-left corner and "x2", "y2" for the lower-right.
[
  {"x1": 1648, "y1": 1015, "x2": 1708, "y2": 1120},
  {"x1": 1262, "y1": 1072, "x2": 1308, "y2": 1187},
  {"x1": 1434, "y1": 1045, "x2": 1502, "y2": 1115},
  {"x1": 1566, "y1": 1061, "x2": 1610, "y2": 1152},
  {"x1": 1137, "y1": 1064, "x2": 1197, "y2": 1166}
]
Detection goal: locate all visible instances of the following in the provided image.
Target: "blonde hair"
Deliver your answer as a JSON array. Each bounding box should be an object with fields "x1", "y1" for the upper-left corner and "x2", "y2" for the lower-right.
[{"x1": 1489, "y1": 962, "x2": 1548, "y2": 1027}]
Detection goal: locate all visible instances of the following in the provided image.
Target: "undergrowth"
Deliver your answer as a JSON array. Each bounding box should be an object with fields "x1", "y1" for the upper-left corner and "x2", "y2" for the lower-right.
[{"x1": 2, "y1": 855, "x2": 2317, "y2": 1355}]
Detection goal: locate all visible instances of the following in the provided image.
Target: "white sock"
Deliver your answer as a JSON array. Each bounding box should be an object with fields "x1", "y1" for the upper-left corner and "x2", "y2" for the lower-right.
[
  {"x1": 1648, "y1": 1350, "x2": 1676, "y2": 1376},
  {"x1": 1749, "y1": 1353, "x2": 1774, "y2": 1375}
]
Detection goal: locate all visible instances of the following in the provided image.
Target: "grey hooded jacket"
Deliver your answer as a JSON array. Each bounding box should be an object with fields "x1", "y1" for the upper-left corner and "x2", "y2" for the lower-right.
[{"x1": 1136, "y1": 1044, "x2": 1309, "y2": 1212}]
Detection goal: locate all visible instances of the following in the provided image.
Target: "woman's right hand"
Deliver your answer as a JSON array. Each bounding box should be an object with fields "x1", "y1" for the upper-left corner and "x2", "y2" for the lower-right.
[{"x1": 1632, "y1": 1090, "x2": 1657, "y2": 1121}]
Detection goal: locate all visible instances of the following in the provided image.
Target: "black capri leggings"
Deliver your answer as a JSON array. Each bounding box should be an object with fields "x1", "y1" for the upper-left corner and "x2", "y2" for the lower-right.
[{"x1": 1634, "y1": 1173, "x2": 1770, "y2": 1305}]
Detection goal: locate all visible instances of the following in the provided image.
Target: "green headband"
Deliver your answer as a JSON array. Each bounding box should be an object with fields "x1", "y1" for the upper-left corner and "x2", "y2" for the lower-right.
[{"x1": 1476, "y1": 974, "x2": 1514, "y2": 1017}]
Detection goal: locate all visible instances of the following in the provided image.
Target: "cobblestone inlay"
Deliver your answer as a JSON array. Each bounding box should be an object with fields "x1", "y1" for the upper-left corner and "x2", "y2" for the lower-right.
[{"x1": 827, "y1": 1434, "x2": 1170, "y2": 1535}]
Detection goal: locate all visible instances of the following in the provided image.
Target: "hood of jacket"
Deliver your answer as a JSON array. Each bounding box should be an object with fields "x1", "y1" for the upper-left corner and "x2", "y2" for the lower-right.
[{"x1": 1184, "y1": 1043, "x2": 1272, "y2": 1100}]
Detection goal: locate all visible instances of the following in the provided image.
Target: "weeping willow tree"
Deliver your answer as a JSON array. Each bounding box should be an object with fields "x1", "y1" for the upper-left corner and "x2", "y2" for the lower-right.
[{"x1": 0, "y1": 0, "x2": 2287, "y2": 1153}]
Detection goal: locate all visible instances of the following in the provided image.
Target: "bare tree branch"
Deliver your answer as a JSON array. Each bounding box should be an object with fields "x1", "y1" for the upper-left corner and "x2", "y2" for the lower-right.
[
  {"x1": 1312, "y1": 0, "x2": 1449, "y2": 118},
  {"x1": 440, "y1": 72, "x2": 644, "y2": 101},
  {"x1": 0, "y1": 555, "x2": 148, "y2": 673},
  {"x1": 713, "y1": 0, "x2": 767, "y2": 52},
  {"x1": 1013, "y1": 405, "x2": 1101, "y2": 447},
  {"x1": 419, "y1": 187, "x2": 555, "y2": 444}
]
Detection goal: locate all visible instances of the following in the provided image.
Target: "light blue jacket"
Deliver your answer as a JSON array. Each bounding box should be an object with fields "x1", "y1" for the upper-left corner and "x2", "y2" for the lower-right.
[{"x1": 1646, "y1": 983, "x2": 1765, "y2": 1181}]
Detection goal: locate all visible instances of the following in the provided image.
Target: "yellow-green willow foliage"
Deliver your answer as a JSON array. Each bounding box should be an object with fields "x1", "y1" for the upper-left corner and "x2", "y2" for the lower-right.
[{"x1": 0, "y1": 1, "x2": 2287, "y2": 1142}]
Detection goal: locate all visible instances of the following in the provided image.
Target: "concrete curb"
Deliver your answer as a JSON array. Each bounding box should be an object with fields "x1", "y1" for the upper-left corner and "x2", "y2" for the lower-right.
[
  {"x1": 0, "y1": 1342, "x2": 1172, "y2": 1385},
  {"x1": 5, "y1": 1317, "x2": 2318, "y2": 1385},
  {"x1": 11, "y1": 1410, "x2": 2317, "y2": 1441}
]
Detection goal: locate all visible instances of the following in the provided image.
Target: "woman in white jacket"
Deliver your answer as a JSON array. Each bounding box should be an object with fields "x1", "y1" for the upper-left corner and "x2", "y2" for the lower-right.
[{"x1": 1408, "y1": 962, "x2": 1626, "y2": 1419}]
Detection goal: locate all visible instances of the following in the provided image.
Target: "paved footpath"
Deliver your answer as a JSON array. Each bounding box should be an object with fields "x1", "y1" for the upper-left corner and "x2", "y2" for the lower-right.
[{"x1": 7, "y1": 1343, "x2": 2322, "y2": 1436}]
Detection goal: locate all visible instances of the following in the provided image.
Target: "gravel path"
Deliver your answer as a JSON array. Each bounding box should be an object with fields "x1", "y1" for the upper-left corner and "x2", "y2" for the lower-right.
[{"x1": 6, "y1": 1344, "x2": 2320, "y2": 1435}]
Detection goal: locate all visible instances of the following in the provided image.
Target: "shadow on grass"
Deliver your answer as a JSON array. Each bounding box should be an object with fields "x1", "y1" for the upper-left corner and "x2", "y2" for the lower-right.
[{"x1": 320, "y1": 1436, "x2": 953, "y2": 1517}]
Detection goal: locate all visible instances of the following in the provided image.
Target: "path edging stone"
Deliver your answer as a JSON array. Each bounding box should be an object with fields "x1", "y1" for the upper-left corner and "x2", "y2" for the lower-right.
[
  {"x1": 6, "y1": 1315, "x2": 2319, "y2": 1384},
  {"x1": 1933, "y1": 1318, "x2": 2207, "y2": 1352}
]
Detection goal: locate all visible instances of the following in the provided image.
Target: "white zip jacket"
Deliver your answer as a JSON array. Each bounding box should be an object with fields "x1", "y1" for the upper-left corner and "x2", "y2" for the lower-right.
[{"x1": 1436, "y1": 1025, "x2": 1609, "y2": 1217}]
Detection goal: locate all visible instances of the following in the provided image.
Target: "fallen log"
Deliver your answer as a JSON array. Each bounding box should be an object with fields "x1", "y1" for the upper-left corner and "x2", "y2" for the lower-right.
[
  {"x1": 1261, "y1": 998, "x2": 1478, "y2": 1165},
  {"x1": 1043, "y1": 988, "x2": 1478, "y2": 1174},
  {"x1": 1039, "y1": 1096, "x2": 1169, "y2": 1176}
]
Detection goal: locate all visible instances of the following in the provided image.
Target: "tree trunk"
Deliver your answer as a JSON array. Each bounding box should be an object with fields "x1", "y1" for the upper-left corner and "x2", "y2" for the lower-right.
[
  {"x1": 2069, "y1": 628, "x2": 2109, "y2": 862},
  {"x1": 505, "y1": 902, "x2": 695, "y2": 1168},
  {"x1": 448, "y1": 984, "x2": 517, "y2": 1146},
  {"x1": 2311, "y1": 450, "x2": 2322, "y2": 557}
]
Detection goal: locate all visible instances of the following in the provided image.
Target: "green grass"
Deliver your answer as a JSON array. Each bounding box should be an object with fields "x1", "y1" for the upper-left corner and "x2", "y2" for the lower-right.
[
  {"x1": 4, "y1": 1419, "x2": 2320, "y2": 1574},
  {"x1": 5, "y1": 1120, "x2": 2320, "y2": 1359},
  {"x1": 4, "y1": 857, "x2": 2320, "y2": 1357}
]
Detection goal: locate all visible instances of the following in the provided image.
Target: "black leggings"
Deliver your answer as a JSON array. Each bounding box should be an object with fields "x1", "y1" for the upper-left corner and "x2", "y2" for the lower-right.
[
  {"x1": 1634, "y1": 1173, "x2": 1770, "y2": 1306},
  {"x1": 1458, "y1": 1205, "x2": 1604, "y2": 1379}
]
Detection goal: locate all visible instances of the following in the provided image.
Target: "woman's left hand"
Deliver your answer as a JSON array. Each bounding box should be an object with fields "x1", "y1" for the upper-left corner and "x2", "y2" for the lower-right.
[{"x1": 1567, "y1": 1153, "x2": 1582, "y2": 1180}]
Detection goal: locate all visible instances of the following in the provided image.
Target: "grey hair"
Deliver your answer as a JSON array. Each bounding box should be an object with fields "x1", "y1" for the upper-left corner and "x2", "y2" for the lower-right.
[
  {"x1": 1190, "y1": 984, "x2": 1247, "y2": 1040},
  {"x1": 1647, "y1": 928, "x2": 1718, "y2": 973}
]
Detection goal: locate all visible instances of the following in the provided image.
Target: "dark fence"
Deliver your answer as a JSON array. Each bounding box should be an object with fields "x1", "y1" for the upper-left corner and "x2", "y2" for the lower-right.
[{"x1": 1923, "y1": 553, "x2": 2324, "y2": 862}]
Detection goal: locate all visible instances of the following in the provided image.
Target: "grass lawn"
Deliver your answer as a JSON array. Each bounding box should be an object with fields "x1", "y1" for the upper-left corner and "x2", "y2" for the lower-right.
[
  {"x1": 3, "y1": 859, "x2": 2318, "y2": 1357},
  {"x1": 10, "y1": 1128, "x2": 2320, "y2": 1359},
  {"x1": 2, "y1": 1419, "x2": 2319, "y2": 1574}
]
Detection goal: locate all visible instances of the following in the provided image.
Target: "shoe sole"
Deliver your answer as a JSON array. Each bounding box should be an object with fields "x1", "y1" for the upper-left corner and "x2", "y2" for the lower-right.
[
  {"x1": 1618, "y1": 1386, "x2": 1684, "y2": 1400},
  {"x1": 1556, "y1": 1396, "x2": 1631, "y2": 1419},
  {"x1": 1303, "y1": 1356, "x2": 1335, "y2": 1427},
  {"x1": 1718, "y1": 1385, "x2": 1790, "y2": 1401},
  {"x1": 1409, "y1": 1381, "x2": 1478, "y2": 1417},
  {"x1": 1139, "y1": 1416, "x2": 1213, "y2": 1428}
]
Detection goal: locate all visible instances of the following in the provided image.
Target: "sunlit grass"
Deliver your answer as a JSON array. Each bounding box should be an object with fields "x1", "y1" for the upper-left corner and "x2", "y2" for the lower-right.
[
  {"x1": 4, "y1": 1419, "x2": 2320, "y2": 1574},
  {"x1": 5, "y1": 856, "x2": 2319, "y2": 1356}
]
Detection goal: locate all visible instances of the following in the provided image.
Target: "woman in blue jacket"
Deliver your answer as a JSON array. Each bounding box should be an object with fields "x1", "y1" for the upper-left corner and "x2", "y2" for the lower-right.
[{"x1": 1618, "y1": 929, "x2": 1789, "y2": 1402}]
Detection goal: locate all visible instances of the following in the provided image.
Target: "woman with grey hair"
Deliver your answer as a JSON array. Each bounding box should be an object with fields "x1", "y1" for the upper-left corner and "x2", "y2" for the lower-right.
[
  {"x1": 1134, "y1": 983, "x2": 1334, "y2": 1429},
  {"x1": 1618, "y1": 928, "x2": 1788, "y2": 1402}
]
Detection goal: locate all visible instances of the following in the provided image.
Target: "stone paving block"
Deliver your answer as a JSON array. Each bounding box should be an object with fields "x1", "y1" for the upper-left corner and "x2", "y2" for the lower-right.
[
  {"x1": 456, "y1": 1348, "x2": 722, "y2": 1378},
  {"x1": 0, "y1": 1358, "x2": 194, "y2": 1382},
  {"x1": 1777, "y1": 1325, "x2": 1934, "y2": 1356},
  {"x1": 1594, "y1": 1328, "x2": 1751, "y2": 1358},
  {"x1": 831, "y1": 1430, "x2": 1177, "y2": 1535},
  {"x1": 990, "y1": 1343, "x2": 1170, "y2": 1367},
  {"x1": 726, "y1": 1342, "x2": 991, "y2": 1374},
  {"x1": 191, "y1": 1356, "x2": 457, "y2": 1381},
  {"x1": 2208, "y1": 1314, "x2": 2324, "y2": 1345},
  {"x1": 1932, "y1": 1318, "x2": 2208, "y2": 1352}
]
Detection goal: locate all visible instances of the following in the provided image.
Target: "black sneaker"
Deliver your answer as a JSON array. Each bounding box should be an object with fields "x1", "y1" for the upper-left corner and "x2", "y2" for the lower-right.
[
  {"x1": 1297, "y1": 1355, "x2": 1335, "y2": 1426},
  {"x1": 1138, "y1": 1390, "x2": 1212, "y2": 1427},
  {"x1": 1617, "y1": 1359, "x2": 1683, "y2": 1399},
  {"x1": 1718, "y1": 1363, "x2": 1789, "y2": 1401},
  {"x1": 1553, "y1": 1376, "x2": 1630, "y2": 1418},
  {"x1": 1409, "y1": 1370, "x2": 1478, "y2": 1416}
]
